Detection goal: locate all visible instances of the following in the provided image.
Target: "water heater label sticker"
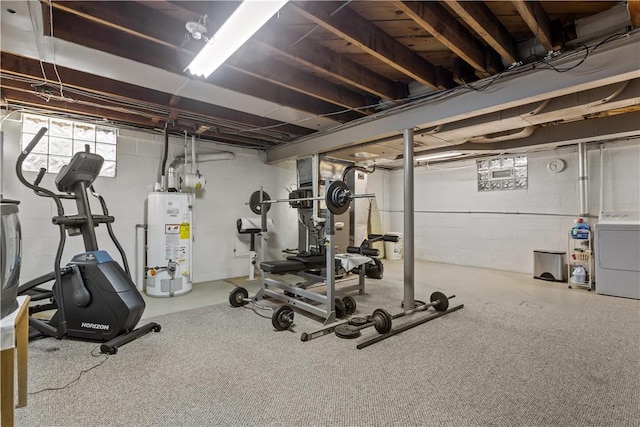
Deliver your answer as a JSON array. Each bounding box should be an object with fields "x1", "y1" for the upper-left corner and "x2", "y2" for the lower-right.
[
  {"x1": 165, "y1": 224, "x2": 180, "y2": 234},
  {"x1": 180, "y1": 223, "x2": 190, "y2": 239}
]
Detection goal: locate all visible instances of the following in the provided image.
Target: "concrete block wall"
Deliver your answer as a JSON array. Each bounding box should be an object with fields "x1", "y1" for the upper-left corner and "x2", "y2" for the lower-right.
[
  {"x1": 369, "y1": 140, "x2": 639, "y2": 274},
  {"x1": 1, "y1": 115, "x2": 298, "y2": 286}
]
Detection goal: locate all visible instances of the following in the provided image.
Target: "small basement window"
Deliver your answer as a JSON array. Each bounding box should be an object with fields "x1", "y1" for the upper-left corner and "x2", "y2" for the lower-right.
[
  {"x1": 21, "y1": 113, "x2": 118, "y2": 177},
  {"x1": 477, "y1": 155, "x2": 527, "y2": 191}
]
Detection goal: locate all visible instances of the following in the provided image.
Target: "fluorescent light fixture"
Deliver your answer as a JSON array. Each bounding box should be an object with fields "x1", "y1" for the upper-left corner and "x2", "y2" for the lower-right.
[
  {"x1": 186, "y1": 0, "x2": 289, "y2": 78},
  {"x1": 415, "y1": 152, "x2": 463, "y2": 162}
]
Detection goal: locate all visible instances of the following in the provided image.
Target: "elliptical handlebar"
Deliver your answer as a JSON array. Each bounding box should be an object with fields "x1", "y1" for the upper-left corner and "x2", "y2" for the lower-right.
[{"x1": 15, "y1": 127, "x2": 66, "y2": 215}]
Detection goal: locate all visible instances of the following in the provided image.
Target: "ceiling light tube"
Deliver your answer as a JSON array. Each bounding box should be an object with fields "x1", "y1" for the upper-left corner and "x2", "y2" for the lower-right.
[
  {"x1": 186, "y1": 0, "x2": 289, "y2": 78},
  {"x1": 415, "y1": 152, "x2": 463, "y2": 162}
]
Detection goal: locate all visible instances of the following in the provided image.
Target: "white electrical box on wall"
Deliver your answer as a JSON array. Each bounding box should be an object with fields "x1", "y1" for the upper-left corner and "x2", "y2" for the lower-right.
[{"x1": 146, "y1": 192, "x2": 193, "y2": 297}]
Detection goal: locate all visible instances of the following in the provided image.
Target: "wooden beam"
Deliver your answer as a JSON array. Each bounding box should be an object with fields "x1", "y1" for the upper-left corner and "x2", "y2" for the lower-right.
[
  {"x1": 629, "y1": 0, "x2": 640, "y2": 28},
  {"x1": 452, "y1": 58, "x2": 477, "y2": 86},
  {"x1": 253, "y1": 26, "x2": 406, "y2": 101},
  {"x1": 390, "y1": 1, "x2": 492, "y2": 76},
  {"x1": 47, "y1": 1, "x2": 182, "y2": 48},
  {"x1": 290, "y1": 1, "x2": 451, "y2": 90},
  {"x1": 48, "y1": 8, "x2": 364, "y2": 123},
  {"x1": 511, "y1": 0, "x2": 562, "y2": 51},
  {"x1": 446, "y1": 0, "x2": 519, "y2": 65},
  {"x1": 0, "y1": 52, "x2": 313, "y2": 141},
  {"x1": 228, "y1": 45, "x2": 374, "y2": 113}
]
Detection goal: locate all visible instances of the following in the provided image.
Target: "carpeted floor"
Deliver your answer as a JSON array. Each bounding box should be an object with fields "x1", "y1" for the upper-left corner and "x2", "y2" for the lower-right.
[{"x1": 14, "y1": 262, "x2": 640, "y2": 426}]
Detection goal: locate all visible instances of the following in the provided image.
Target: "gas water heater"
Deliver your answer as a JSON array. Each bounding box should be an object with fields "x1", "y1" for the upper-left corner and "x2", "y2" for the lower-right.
[{"x1": 146, "y1": 192, "x2": 193, "y2": 297}]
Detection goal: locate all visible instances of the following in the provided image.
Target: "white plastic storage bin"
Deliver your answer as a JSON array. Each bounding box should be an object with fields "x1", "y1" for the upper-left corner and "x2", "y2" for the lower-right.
[{"x1": 384, "y1": 232, "x2": 403, "y2": 260}]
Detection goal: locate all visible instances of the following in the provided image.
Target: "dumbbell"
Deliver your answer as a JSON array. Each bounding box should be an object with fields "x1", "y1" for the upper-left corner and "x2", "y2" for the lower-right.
[
  {"x1": 334, "y1": 308, "x2": 392, "y2": 339},
  {"x1": 229, "y1": 286, "x2": 294, "y2": 331},
  {"x1": 334, "y1": 296, "x2": 357, "y2": 319},
  {"x1": 394, "y1": 292, "x2": 454, "y2": 320}
]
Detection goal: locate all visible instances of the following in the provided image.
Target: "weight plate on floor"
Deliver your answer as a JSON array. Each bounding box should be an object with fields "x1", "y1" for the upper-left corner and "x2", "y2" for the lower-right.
[
  {"x1": 229, "y1": 287, "x2": 249, "y2": 307},
  {"x1": 349, "y1": 317, "x2": 368, "y2": 327},
  {"x1": 342, "y1": 296, "x2": 356, "y2": 315},
  {"x1": 249, "y1": 190, "x2": 271, "y2": 215},
  {"x1": 272, "y1": 305, "x2": 294, "y2": 331},
  {"x1": 334, "y1": 298, "x2": 346, "y2": 319},
  {"x1": 334, "y1": 324, "x2": 361, "y2": 339},
  {"x1": 372, "y1": 308, "x2": 392, "y2": 334},
  {"x1": 430, "y1": 291, "x2": 449, "y2": 311}
]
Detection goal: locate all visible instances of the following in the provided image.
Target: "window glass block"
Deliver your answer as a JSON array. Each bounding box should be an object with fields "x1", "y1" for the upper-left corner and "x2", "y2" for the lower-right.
[
  {"x1": 22, "y1": 153, "x2": 47, "y2": 172},
  {"x1": 49, "y1": 136, "x2": 73, "y2": 156},
  {"x1": 491, "y1": 180, "x2": 501, "y2": 190},
  {"x1": 48, "y1": 156, "x2": 71, "y2": 174},
  {"x1": 478, "y1": 181, "x2": 489, "y2": 191},
  {"x1": 21, "y1": 114, "x2": 117, "y2": 178},
  {"x1": 504, "y1": 180, "x2": 515, "y2": 190},
  {"x1": 74, "y1": 140, "x2": 95, "y2": 154},
  {"x1": 49, "y1": 119, "x2": 73, "y2": 138},
  {"x1": 96, "y1": 143, "x2": 116, "y2": 161},
  {"x1": 515, "y1": 155, "x2": 527, "y2": 166},
  {"x1": 478, "y1": 170, "x2": 489, "y2": 181},
  {"x1": 101, "y1": 161, "x2": 116, "y2": 177},
  {"x1": 502, "y1": 157, "x2": 514, "y2": 168},
  {"x1": 477, "y1": 160, "x2": 489, "y2": 170},
  {"x1": 22, "y1": 114, "x2": 49, "y2": 134},
  {"x1": 96, "y1": 127, "x2": 117, "y2": 144},
  {"x1": 515, "y1": 178, "x2": 528, "y2": 188},
  {"x1": 74, "y1": 123, "x2": 95, "y2": 141},
  {"x1": 22, "y1": 133, "x2": 48, "y2": 154},
  {"x1": 489, "y1": 158, "x2": 501, "y2": 169},
  {"x1": 515, "y1": 166, "x2": 527, "y2": 178}
]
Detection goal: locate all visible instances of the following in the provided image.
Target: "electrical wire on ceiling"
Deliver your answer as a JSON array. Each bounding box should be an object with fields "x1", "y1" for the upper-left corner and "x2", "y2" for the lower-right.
[{"x1": 277, "y1": 30, "x2": 634, "y2": 143}]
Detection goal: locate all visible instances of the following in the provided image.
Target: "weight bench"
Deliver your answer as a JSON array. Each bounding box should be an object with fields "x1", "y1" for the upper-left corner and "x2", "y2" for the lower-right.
[{"x1": 256, "y1": 254, "x2": 370, "y2": 324}]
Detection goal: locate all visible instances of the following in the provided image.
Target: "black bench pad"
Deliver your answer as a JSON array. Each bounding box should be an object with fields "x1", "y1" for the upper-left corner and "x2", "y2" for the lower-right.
[{"x1": 260, "y1": 259, "x2": 306, "y2": 274}]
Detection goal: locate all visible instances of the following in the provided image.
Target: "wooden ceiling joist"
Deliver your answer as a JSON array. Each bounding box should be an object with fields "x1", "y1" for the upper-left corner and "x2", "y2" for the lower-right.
[
  {"x1": 290, "y1": 1, "x2": 452, "y2": 90},
  {"x1": 228, "y1": 45, "x2": 374, "y2": 113},
  {"x1": 390, "y1": 1, "x2": 493, "y2": 76},
  {"x1": 254, "y1": 26, "x2": 406, "y2": 101},
  {"x1": 0, "y1": 52, "x2": 313, "y2": 141},
  {"x1": 47, "y1": 6, "x2": 363, "y2": 123},
  {"x1": 446, "y1": 0, "x2": 519, "y2": 65},
  {"x1": 511, "y1": 0, "x2": 562, "y2": 51}
]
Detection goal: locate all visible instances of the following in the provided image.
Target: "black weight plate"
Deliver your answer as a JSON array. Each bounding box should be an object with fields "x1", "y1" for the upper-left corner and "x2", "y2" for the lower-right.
[
  {"x1": 430, "y1": 291, "x2": 449, "y2": 311},
  {"x1": 272, "y1": 305, "x2": 294, "y2": 331},
  {"x1": 229, "y1": 287, "x2": 249, "y2": 307},
  {"x1": 349, "y1": 317, "x2": 368, "y2": 327},
  {"x1": 249, "y1": 190, "x2": 271, "y2": 215},
  {"x1": 325, "y1": 181, "x2": 350, "y2": 215},
  {"x1": 334, "y1": 324, "x2": 361, "y2": 339},
  {"x1": 334, "y1": 298, "x2": 346, "y2": 319},
  {"x1": 342, "y1": 296, "x2": 356, "y2": 315},
  {"x1": 372, "y1": 308, "x2": 392, "y2": 334}
]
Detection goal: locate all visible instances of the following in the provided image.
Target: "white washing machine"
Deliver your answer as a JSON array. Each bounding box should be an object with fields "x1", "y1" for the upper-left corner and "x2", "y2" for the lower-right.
[{"x1": 594, "y1": 211, "x2": 640, "y2": 299}]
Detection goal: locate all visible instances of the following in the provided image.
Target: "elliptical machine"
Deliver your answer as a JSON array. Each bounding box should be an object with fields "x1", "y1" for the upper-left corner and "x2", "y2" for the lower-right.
[{"x1": 16, "y1": 127, "x2": 160, "y2": 354}]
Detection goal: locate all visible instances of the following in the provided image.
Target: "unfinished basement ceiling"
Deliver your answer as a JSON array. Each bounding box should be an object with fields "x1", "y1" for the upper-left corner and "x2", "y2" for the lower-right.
[{"x1": 1, "y1": 1, "x2": 639, "y2": 167}]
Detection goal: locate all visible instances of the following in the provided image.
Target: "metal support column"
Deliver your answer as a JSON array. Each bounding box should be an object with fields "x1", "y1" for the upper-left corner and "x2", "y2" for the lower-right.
[
  {"x1": 403, "y1": 128, "x2": 415, "y2": 310},
  {"x1": 578, "y1": 142, "x2": 589, "y2": 217},
  {"x1": 325, "y1": 210, "x2": 336, "y2": 323}
]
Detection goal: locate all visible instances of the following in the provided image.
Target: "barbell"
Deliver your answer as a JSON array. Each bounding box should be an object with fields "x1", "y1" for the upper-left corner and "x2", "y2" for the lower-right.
[
  {"x1": 394, "y1": 292, "x2": 455, "y2": 320},
  {"x1": 334, "y1": 292, "x2": 454, "y2": 339},
  {"x1": 248, "y1": 181, "x2": 375, "y2": 216},
  {"x1": 229, "y1": 286, "x2": 294, "y2": 331}
]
